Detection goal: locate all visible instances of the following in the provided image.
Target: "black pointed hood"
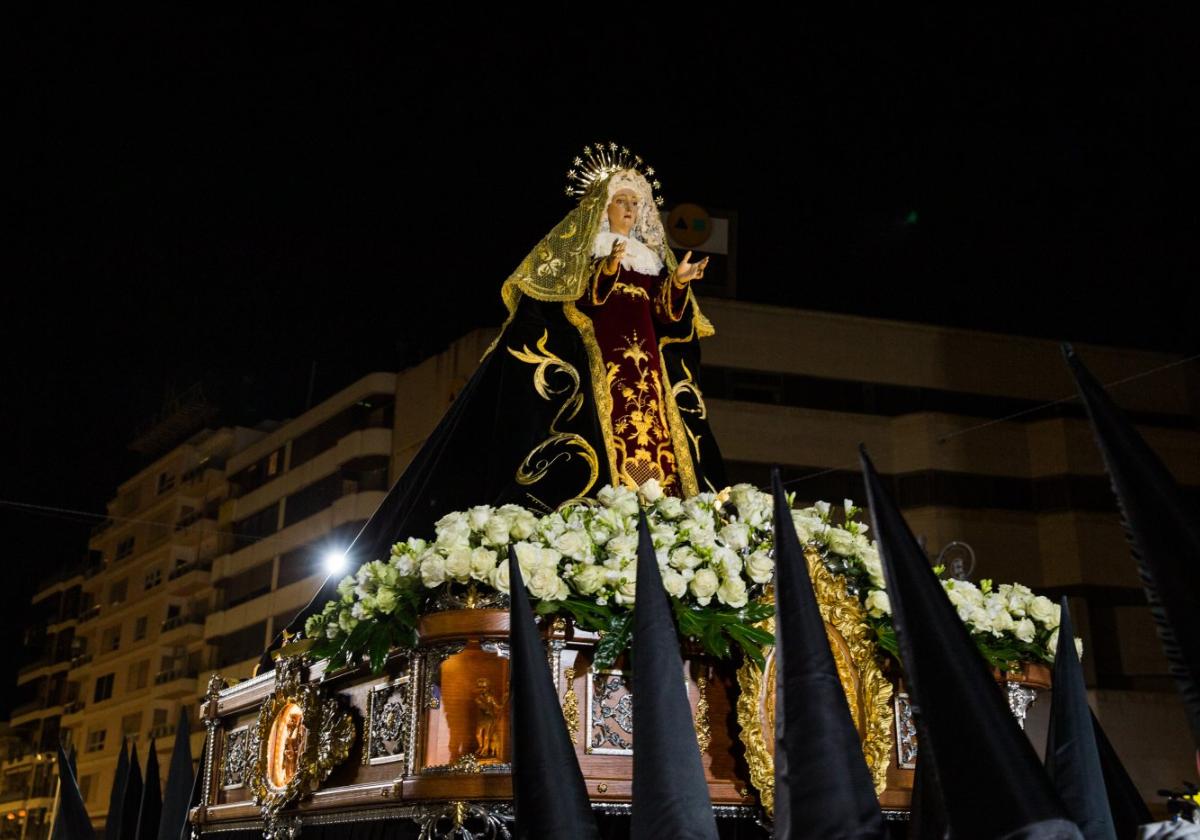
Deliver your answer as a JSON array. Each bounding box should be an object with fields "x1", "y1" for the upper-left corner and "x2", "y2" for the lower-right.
[
  {"x1": 1090, "y1": 710, "x2": 1152, "y2": 838},
  {"x1": 136, "y1": 739, "x2": 163, "y2": 840},
  {"x1": 859, "y1": 447, "x2": 1081, "y2": 839},
  {"x1": 507, "y1": 546, "x2": 600, "y2": 839},
  {"x1": 1064, "y1": 344, "x2": 1200, "y2": 751},
  {"x1": 158, "y1": 709, "x2": 195, "y2": 840},
  {"x1": 119, "y1": 742, "x2": 145, "y2": 840},
  {"x1": 1046, "y1": 599, "x2": 1116, "y2": 839},
  {"x1": 770, "y1": 468, "x2": 885, "y2": 839},
  {"x1": 105, "y1": 738, "x2": 130, "y2": 840},
  {"x1": 51, "y1": 744, "x2": 95, "y2": 840},
  {"x1": 630, "y1": 512, "x2": 718, "y2": 839}
]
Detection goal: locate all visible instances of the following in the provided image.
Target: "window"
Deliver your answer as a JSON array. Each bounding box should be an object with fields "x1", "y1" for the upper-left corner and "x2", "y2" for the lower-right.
[
  {"x1": 156, "y1": 471, "x2": 175, "y2": 494},
  {"x1": 229, "y1": 447, "x2": 286, "y2": 496},
  {"x1": 133, "y1": 616, "x2": 148, "y2": 641},
  {"x1": 232, "y1": 503, "x2": 279, "y2": 550},
  {"x1": 221, "y1": 563, "x2": 273, "y2": 609},
  {"x1": 151, "y1": 707, "x2": 168, "y2": 727},
  {"x1": 79, "y1": 773, "x2": 94, "y2": 803},
  {"x1": 115, "y1": 537, "x2": 135, "y2": 561},
  {"x1": 101, "y1": 625, "x2": 120, "y2": 652},
  {"x1": 266, "y1": 450, "x2": 282, "y2": 477},
  {"x1": 121, "y1": 712, "x2": 143, "y2": 741},
  {"x1": 216, "y1": 621, "x2": 268, "y2": 669},
  {"x1": 85, "y1": 729, "x2": 106, "y2": 753},
  {"x1": 109, "y1": 578, "x2": 128, "y2": 604},
  {"x1": 127, "y1": 660, "x2": 149, "y2": 691},
  {"x1": 143, "y1": 566, "x2": 162, "y2": 590},
  {"x1": 93, "y1": 673, "x2": 114, "y2": 703}
]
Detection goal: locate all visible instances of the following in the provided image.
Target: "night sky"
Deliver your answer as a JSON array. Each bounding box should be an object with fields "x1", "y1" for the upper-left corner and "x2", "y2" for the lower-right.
[{"x1": 3, "y1": 11, "x2": 1196, "y2": 713}]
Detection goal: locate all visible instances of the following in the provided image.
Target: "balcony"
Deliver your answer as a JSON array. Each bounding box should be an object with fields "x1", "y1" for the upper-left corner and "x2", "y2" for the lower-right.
[
  {"x1": 78, "y1": 604, "x2": 101, "y2": 624},
  {"x1": 153, "y1": 668, "x2": 200, "y2": 698},
  {"x1": 17, "y1": 656, "x2": 51, "y2": 677},
  {"x1": 63, "y1": 700, "x2": 85, "y2": 715},
  {"x1": 160, "y1": 613, "x2": 206, "y2": 645},
  {"x1": 167, "y1": 560, "x2": 212, "y2": 594},
  {"x1": 69, "y1": 652, "x2": 93, "y2": 670},
  {"x1": 148, "y1": 722, "x2": 177, "y2": 740}
]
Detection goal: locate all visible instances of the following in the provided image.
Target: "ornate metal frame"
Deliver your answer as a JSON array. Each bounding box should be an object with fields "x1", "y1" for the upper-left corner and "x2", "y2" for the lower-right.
[
  {"x1": 585, "y1": 667, "x2": 634, "y2": 755},
  {"x1": 735, "y1": 546, "x2": 894, "y2": 815},
  {"x1": 244, "y1": 657, "x2": 356, "y2": 823}
]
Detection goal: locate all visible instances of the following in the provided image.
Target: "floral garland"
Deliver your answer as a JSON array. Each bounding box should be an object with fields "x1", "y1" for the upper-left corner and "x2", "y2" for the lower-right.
[{"x1": 305, "y1": 481, "x2": 1076, "y2": 673}]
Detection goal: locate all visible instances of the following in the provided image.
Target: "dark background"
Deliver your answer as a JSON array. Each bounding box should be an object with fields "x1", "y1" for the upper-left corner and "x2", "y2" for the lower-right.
[{"x1": 2, "y1": 11, "x2": 1197, "y2": 713}]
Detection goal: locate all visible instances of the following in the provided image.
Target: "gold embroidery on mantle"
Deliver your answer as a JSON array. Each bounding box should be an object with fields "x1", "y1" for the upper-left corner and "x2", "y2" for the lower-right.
[
  {"x1": 506, "y1": 330, "x2": 600, "y2": 500},
  {"x1": 610, "y1": 330, "x2": 676, "y2": 493},
  {"x1": 563, "y1": 303, "x2": 619, "y2": 487}
]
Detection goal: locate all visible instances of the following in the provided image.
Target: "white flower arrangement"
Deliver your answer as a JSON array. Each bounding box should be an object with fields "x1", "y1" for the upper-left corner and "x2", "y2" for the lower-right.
[{"x1": 306, "y1": 479, "x2": 1078, "y2": 672}]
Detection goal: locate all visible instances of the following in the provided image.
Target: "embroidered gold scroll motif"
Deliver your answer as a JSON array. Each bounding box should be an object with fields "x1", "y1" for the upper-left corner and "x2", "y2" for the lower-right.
[
  {"x1": 507, "y1": 330, "x2": 600, "y2": 500},
  {"x1": 609, "y1": 330, "x2": 677, "y2": 493}
]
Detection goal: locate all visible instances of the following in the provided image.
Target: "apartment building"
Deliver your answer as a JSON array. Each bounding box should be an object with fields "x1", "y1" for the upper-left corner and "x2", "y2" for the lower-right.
[{"x1": 202, "y1": 373, "x2": 395, "y2": 682}]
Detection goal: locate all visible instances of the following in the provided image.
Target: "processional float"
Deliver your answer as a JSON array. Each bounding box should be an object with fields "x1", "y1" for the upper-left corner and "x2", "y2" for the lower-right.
[{"x1": 188, "y1": 146, "x2": 1060, "y2": 838}]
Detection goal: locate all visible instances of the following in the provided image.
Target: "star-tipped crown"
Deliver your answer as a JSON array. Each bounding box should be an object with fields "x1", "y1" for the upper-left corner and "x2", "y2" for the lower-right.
[{"x1": 565, "y1": 142, "x2": 664, "y2": 206}]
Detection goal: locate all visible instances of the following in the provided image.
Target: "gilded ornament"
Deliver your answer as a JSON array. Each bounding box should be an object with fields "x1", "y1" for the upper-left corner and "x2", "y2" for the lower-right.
[
  {"x1": 694, "y1": 676, "x2": 712, "y2": 754},
  {"x1": 561, "y1": 667, "x2": 580, "y2": 743},
  {"x1": 507, "y1": 329, "x2": 600, "y2": 499},
  {"x1": 735, "y1": 546, "x2": 894, "y2": 815},
  {"x1": 245, "y1": 657, "x2": 356, "y2": 821}
]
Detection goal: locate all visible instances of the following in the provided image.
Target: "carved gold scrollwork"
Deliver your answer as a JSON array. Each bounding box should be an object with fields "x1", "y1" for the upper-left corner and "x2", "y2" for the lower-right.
[
  {"x1": 507, "y1": 330, "x2": 600, "y2": 499},
  {"x1": 245, "y1": 657, "x2": 356, "y2": 821},
  {"x1": 735, "y1": 546, "x2": 894, "y2": 815},
  {"x1": 694, "y1": 675, "x2": 712, "y2": 754},
  {"x1": 562, "y1": 667, "x2": 580, "y2": 743}
]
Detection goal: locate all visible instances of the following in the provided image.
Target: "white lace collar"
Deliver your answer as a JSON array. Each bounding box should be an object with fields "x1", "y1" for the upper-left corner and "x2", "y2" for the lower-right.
[{"x1": 591, "y1": 231, "x2": 665, "y2": 275}]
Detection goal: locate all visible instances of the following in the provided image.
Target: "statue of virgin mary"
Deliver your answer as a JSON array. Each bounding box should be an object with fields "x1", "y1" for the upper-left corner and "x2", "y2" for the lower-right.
[{"x1": 349, "y1": 146, "x2": 722, "y2": 573}]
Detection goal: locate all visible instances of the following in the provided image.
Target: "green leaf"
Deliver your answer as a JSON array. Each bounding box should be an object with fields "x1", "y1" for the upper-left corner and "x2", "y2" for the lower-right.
[{"x1": 593, "y1": 612, "x2": 633, "y2": 670}]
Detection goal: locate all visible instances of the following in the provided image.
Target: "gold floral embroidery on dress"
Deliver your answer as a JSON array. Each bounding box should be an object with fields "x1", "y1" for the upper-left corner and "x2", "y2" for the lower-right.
[
  {"x1": 507, "y1": 330, "x2": 600, "y2": 499},
  {"x1": 610, "y1": 330, "x2": 677, "y2": 493}
]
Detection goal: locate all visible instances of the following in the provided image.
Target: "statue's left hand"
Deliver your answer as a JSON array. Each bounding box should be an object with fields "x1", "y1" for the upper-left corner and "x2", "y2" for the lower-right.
[{"x1": 675, "y1": 250, "x2": 709, "y2": 285}]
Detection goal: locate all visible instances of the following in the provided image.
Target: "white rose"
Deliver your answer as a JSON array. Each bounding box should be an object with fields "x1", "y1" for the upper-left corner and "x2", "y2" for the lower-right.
[
  {"x1": 719, "y1": 522, "x2": 750, "y2": 551},
  {"x1": 553, "y1": 529, "x2": 591, "y2": 561},
  {"x1": 469, "y1": 547, "x2": 498, "y2": 582},
  {"x1": 484, "y1": 515, "x2": 512, "y2": 546},
  {"x1": 655, "y1": 496, "x2": 685, "y2": 520},
  {"x1": 859, "y1": 546, "x2": 885, "y2": 588},
  {"x1": 712, "y1": 545, "x2": 742, "y2": 577},
  {"x1": 826, "y1": 527, "x2": 857, "y2": 556},
  {"x1": 682, "y1": 498, "x2": 715, "y2": 530},
  {"x1": 467, "y1": 505, "x2": 492, "y2": 531},
  {"x1": 661, "y1": 568, "x2": 688, "y2": 598},
  {"x1": 375, "y1": 587, "x2": 398, "y2": 613},
  {"x1": 865, "y1": 590, "x2": 891, "y2": 617},
  {"x1": 526, "y1": 566, "x2": 563, "y2": 601},
  {"x1": 689, "y1": 568, "x2": 720, "y2": 605},
  {"x1": 1075, "y1": 637, "x2": 1084, "y2": 660},
  {"x1": 445, "y1": 547, "x2": 473, "y2": 583},
  {"x1": 573, "y1": 564, "x2": 607, "y2": 595},
  {"x1": 510, "y1": 509, "x2": 538, "y2": 540},
  {"x1": 392, "y1": 552, "x2": 418, "y2": 578},
  {"x1": 650, "y1": 522, "x2": 678, "y2": 550},
  {"x1": 1028, "y1": 596, "x2": 1059, "y2": 629},
  {"x1": 669, "y1": 546, "x2": 703, "y2": 570},
  {"x1": 790, "y1": 510, "x2": 817, "y2": 542},
  {"x1": 638, "y1": 478, "x2": 663, "y2": 503},
  {"x1": 420, "y1": 553, "x2": 447, "y2": 588},
  {"x1": 615, "y1": 574, "x2": 637, "y2": 605},
  {"x1": 745, "y1": 550, "x2": 774, "y2": 584},
  {"x1": 716, "y1": 575, "x2": 748, "y2": 608},
  {"x1": 1014, "y1": 618, "x2": 1036, "y2": 643},
  {"x1": 489, "y1": 561, "x2": 510, "y2": 595},
  {"x1": 606, "y1": 533, "x2": 639, "y2": 564},
  {"x1": 598, "y1": 485, "x2": 640, "y2": 517}
]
